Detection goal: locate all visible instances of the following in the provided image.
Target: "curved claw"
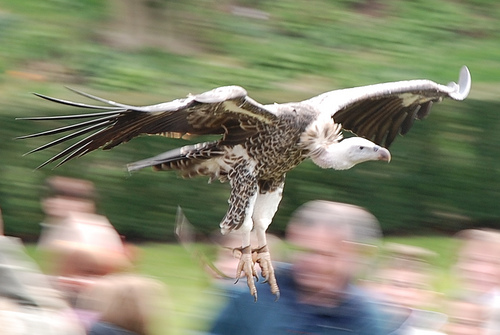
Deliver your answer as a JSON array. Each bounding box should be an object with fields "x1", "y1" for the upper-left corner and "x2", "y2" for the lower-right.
[
  {"x1": 234, "y1": 246, "x2": 258, "y2": 300},
  {"x1": 254, "y1": 246, "x2": 280, "y2": 300}
]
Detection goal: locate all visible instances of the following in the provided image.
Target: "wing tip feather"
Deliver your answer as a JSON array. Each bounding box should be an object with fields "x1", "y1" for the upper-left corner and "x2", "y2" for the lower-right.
[{"x1": 448, "y1": 65, "x2": 471, "y2": 101}]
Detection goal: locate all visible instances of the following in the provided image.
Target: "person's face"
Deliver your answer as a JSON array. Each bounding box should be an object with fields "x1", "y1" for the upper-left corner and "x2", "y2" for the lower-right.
[
  {"x1": 456, "y1": 240, "x2": 500, "y2": 295},
  {"x1": 42, "y1": 196, "x2": 95, "y2": 219},
  {"x1": 287, "y1": 224, "x2": 356, "y2": 295},
  {"x1": 444, "y1": 300, "x2": 484, "y2": 335},
  {"x1": 375, "y1": 268, "x2": 434, "y2": 309}
]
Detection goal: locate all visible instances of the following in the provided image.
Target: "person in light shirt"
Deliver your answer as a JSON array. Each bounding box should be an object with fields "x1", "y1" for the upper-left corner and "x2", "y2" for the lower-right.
[
  {"x1": 36, "y1": 176, "x2": 131, "y2": 330},
  {"x1": 450, "y1": 229, "x2": 500, "y2": 334}
]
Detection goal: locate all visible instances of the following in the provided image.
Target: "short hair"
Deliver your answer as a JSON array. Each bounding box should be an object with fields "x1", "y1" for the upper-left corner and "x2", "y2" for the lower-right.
[
  {"x1": 455, "y1": 228, "x2": 500, "y2": 261},
  {"x1": 287, "y1": 200, "x2": 381, "y2": 245},
  {"x1": 44, "y1": 176, "x2": 96, "y2": 200},
  {"x1": 456, "y1": 228, "x2": 500, "y2": 243}
]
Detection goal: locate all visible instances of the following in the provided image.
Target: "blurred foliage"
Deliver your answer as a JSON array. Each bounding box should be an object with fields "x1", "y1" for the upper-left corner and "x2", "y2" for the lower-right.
[{"x1": 1, "y1": 0, "x2": 500, "y2": 241}]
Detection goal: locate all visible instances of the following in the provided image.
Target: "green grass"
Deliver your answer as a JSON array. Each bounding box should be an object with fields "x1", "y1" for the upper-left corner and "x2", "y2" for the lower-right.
[{"x1": 134, "y1": 243, "x2": 216, "y2": 335}]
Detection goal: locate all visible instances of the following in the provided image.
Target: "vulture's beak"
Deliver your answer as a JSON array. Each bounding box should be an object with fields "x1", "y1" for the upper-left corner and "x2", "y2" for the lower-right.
[{"x1": 377, "y1": 147, "x2": 391, "y2": 162}]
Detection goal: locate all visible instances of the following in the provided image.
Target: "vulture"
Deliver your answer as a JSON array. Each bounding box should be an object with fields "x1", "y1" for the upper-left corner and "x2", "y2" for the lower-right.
[{"x1": 18, "y1": 66, "x2": 471, "y2": 300}]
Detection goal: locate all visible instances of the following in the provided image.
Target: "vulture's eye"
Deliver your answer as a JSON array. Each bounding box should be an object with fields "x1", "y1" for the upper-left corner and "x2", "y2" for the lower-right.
[{"x1": 359, "y1": 146, "x2": 364, "y2": 150}]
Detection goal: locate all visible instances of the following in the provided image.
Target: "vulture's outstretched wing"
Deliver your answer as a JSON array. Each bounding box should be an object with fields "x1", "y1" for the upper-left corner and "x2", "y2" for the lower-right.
[
  {"x1": 17, "y1": 86, "x2": 278, "y2": 168},
  {"x1": 305, "y1": 66, "x2": 471, "y2": 147}
]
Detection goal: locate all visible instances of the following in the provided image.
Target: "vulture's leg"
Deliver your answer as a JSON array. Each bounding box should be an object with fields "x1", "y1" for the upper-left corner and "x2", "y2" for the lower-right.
[
  {"x1": 252, "y1": 182, "x2": 284, "y2": 300},
  {"x1": 220, "y1": 162, "x2": 259, "y2": 300}
]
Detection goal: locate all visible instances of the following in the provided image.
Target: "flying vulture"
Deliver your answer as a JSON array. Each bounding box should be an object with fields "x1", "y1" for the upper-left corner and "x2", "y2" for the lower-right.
[{"x1": 18, "y1": 66, "x2": 471, "y2": 300}]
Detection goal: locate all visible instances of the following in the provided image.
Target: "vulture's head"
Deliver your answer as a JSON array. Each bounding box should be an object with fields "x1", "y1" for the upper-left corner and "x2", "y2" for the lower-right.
[{"x1": 310, "y1": 136, "x2": 391, "y2": 170}]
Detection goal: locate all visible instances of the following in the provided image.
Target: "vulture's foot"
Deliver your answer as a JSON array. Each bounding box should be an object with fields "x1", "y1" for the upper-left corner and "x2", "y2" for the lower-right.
[
  {"x1": 253, "y1": 245, "x2": 280, "y2": 300},
  {"x1": 234, "y1": 245, "x2": 258, "y2": 301}
]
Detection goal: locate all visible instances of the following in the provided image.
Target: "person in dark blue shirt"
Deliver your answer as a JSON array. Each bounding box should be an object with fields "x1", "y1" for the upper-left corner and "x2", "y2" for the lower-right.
[{"x1": 209, "y1": 200, "x2": 409, "y2": 335}]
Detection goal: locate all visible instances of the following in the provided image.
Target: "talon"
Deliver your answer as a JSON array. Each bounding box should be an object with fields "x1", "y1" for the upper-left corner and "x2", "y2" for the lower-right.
[
  {"x1": 254, "y1": 245, "x2": 280, "y2": 300},
  {"x1": 274, "y1": 291, "x2": 280, "y2": 302},
  {"x1": 234, "y1": 245, "x2": 258, "y2": 299}
]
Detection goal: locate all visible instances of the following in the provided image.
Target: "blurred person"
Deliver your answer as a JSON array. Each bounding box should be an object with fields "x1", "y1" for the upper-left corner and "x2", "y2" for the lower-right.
[
  {"x1": 36, "y1": 176, "x2": 132, "y2": 330},
  {"x1": 38, "y1": 176, "x2": 96, "y2": 247},
  {"x1": 44, "y1": 212, "x2": 131, "y2": 303},
  {"x1": 452, "y1": 229, "x2": 500, "y2": 334},
  {"x1": 365, "y1": 243, "x2": 447, "y2": 334},
  {"x1": 77, "y1": 273, "x2": 168, "y2": 335},
  {"x1": 453, "y1": 229, "x2": 500, "y2": 303},
  {"x1": 208, "y1": 200, "x2": 409, "y2": 335},
  {"x1": 443, "y1": 297, "x2": 485, "y2": 335},
  {"x1": 0, "y1": 207, "x2": 85, "y2": 334},
  {"x1": 37, "y1": 175, "x2": 130, "y2": 279},
  {"x1": 368, "y1": 243, "x2": 439, "y2": 309}
]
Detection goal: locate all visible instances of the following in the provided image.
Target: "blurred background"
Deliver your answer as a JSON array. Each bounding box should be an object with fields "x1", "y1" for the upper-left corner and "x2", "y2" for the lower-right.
[
  {"x1": 1, "y1": 0, "x2": 499, "y2": 240},
  {"x1": 1, "y1": 1, "x2": 499, "y2": 333}
]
